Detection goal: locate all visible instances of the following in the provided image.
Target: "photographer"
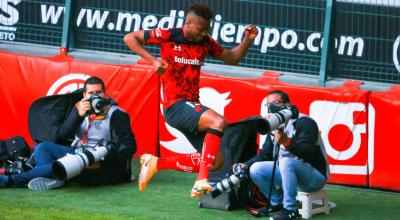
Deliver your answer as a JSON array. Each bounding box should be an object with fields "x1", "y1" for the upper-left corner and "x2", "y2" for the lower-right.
[
  {"x1": 0, "y1": 76, "x2": 136, "y2": 190},
  {"x1": 234, "y1": 90, "x2": 329, "y2": 220}
]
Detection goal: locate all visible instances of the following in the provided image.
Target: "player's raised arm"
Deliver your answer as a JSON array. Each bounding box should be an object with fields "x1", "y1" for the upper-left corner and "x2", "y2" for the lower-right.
[
  {"x1": 123, "y1": 31, "x2": 168, "y2": 74},
  {"x1": 217, "y1": 24, "x2": 259, "y2": 65}
]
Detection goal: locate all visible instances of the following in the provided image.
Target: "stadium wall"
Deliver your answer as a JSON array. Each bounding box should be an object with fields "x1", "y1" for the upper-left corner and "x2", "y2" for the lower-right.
[{"x1": 1, "y1": 51, "x2": 399, "y2": 191}]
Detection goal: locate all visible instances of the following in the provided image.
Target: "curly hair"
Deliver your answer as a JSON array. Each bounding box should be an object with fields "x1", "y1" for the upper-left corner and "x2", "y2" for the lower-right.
[{"x1": 187, "y1": 3, "x2": 213, "y2": 20}]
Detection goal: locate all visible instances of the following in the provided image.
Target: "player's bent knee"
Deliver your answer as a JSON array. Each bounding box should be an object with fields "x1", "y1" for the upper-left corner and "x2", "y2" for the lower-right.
[{"x1": 211, "y1": 116, "x2": 227, "y2": 132}]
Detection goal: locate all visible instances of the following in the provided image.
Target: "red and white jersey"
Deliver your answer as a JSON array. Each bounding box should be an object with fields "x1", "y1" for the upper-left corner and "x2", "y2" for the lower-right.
[{"x1": 144, "y1": 28, "x2": 223, "y2": 108}]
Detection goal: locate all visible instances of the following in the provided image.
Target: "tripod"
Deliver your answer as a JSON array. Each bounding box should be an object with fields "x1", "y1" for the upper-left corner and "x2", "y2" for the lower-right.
[{"x1": 266, "y1": 139, "x2": 281, "y2": 214}]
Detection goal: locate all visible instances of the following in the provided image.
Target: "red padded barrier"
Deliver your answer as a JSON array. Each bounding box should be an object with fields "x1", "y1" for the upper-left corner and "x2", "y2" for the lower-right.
[
  {"x1": 0, "y1": 51, "x2": 159, "y2": 157},
  {"x1": 2, "y1": 51, "x2": 400, "y2": 191},
  {"x1": 369, "y1": 86, "x2": 400, "y2": 191}
]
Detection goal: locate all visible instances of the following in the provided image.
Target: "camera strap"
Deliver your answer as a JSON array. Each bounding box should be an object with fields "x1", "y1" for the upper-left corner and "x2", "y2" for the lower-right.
[{"x1": 81, "y1": 114, "x2": 96, "y2": 145}]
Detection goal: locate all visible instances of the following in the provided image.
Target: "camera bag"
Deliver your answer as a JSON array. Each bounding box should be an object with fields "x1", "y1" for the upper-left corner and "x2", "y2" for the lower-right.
[
  {"x1": 0, "y1": 136, "x2": 31, "y2": 160},
  {"x1": 198, "y1": 176, "x2": 240, "y2": 211}
]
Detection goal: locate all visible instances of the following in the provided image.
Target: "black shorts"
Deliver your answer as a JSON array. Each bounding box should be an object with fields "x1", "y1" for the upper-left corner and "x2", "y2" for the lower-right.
[{"x1": 164, "y1": 100, "x2": 209, "y2": 151}]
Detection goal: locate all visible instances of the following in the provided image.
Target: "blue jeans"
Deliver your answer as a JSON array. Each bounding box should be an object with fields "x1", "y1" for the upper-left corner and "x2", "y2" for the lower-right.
[
  {"x1": 249, "y1": 157, "x2": 326, "y2": 211},
  {"x1": 11, "y1": 142, "x2": 74, "y2": 186}
]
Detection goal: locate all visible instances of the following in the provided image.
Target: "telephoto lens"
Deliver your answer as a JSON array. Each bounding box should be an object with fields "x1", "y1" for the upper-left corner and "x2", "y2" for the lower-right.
[
  {"x1": 52, "y1": 144, "x2": 110, "y2": 181},
  {"x1": 255, "y1": 105, "x2": 299, "y2": 134},
  {"x1": 210, "y1": 164, "x2": 247, "y2": 198}
]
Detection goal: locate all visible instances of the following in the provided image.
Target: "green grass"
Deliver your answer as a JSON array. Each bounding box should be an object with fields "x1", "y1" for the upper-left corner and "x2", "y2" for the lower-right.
[{"x1": 0, "y1": 159, "x2": 399, "y2": 220}]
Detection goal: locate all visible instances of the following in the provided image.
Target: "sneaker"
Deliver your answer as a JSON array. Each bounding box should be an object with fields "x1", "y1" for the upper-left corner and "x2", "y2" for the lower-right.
[
  {"x1": 248, "y1": 207, "x2": 269, "y2": 217},
  {"x1": 28, "y1": 177, "x2": 64, "y2": 191},
  {"x1": 270, "y1": 208, "x2": 300, "y2": 220},
  {"x1": 269, "y1": 204, "x2": 283, "y2": 213},
  {"x1": 191, "y1": 179, "x2": 212, "y2": 199},
  {"x1": 0, "y1": 175, "x2": 9, "y2": 188},
  {"x1": 138, "y1": 154, "x2": 158, "y2": 192},
  {"x1": 247, "y1": 204, "x2": 282, "y2": 217}
]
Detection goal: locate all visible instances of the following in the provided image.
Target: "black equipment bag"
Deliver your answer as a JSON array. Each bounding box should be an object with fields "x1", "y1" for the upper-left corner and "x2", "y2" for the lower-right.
[
  {"x1": 28, "y1": 90, "x2": 83, "y2": 145},
  {"x1": 236, "y1": 178, "x2": 268, "y2": 216},
  {"x1": 198, "y1": 117, "x2": 261, "y2": 211},
  {"x1": 0, "y1": 136, "x2": 31, "y2": 160},
  {"x1": 198, "y1": 184, "x2": 240, "y2": 211},
  {"x1": 198, "y1": 175, "x2": 240, "y2": 211}
]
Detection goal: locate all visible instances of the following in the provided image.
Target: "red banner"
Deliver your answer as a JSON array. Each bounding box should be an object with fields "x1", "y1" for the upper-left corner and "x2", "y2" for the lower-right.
[
  {"x1": 0, "y1": 51, "x2": 159, "y2": 157},
  {"x1": 1, "y1": 51, "x2": 399, "y2": 191},
  {"x1": 369, "y1": 86, "x2": 400, "y2": 191}
]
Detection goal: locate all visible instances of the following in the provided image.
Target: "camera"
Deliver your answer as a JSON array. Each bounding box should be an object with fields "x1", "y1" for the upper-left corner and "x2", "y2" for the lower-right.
[
  {"x1": 52, "y1": 141, "x2": 114, "y2": 181},
  {"x1": 0, "y1": 157, "x2": 34, "y2": 175},
  {"x1": 255, "y1": 104, "x2": 299, "y2": 134},
  {"x1": 210, "y1": 163, "x2": 248, "y2": 198},
  {"x1": 88, "y1": 94, "x2": 109, "y2": 115}
]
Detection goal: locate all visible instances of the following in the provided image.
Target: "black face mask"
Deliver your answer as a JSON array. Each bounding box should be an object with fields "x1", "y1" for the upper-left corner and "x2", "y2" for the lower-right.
[{"x1": 268, "y1": 103, "x2": 283, "y2": 113}]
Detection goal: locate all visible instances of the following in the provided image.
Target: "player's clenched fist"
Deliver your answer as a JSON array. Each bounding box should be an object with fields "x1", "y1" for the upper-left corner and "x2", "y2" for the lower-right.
[
  {"x1": 244, "y1": 24, "x2": 258, "y2": 41},
  {"x1": 152, "y1": 59, "x2": 169, "y2": 74}
]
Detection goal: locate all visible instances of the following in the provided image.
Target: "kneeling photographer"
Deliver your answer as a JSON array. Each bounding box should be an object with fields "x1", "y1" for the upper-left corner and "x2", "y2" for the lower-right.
[
  {"x1": 0, "y1": 76, "x2": 136, "y2": 191},
  {"x1": 232, "y1": 90, "x2": 329, "y2": 220}
]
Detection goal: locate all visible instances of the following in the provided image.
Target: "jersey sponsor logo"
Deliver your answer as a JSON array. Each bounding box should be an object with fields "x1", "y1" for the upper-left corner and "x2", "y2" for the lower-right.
[
  {"x1": 150, "y1": 28, "x2": 162, "y2": 39},
  {"x1": 47, "y1": 73, "x2": 90, "y2": 95},
  {"x1": 174, "y1": 56, "x2": 202, "y2": 66},
  {"x1": 191, "y1": 152, "x2": 201, "y2": 165},
  {"x1": 176, "y1": 161, "x2": 193, "y2": 172},
  {"x1": 160, "y1": 87, "x2": 232, "y2": 154},
  {"x1": 173, "y1": 44, "x2": 182, "y2": 51},
  {"x1": 206, "y1": 154, "x2": 215, "y2": 160}
]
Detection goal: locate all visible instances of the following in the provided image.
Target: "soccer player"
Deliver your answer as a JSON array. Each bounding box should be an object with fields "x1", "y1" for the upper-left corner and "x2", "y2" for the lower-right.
[{"x1": 124, "y1": 3, "x2": 258, "y2": 198}]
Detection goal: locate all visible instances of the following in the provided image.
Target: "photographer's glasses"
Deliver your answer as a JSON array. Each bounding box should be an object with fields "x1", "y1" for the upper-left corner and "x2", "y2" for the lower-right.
[{"x1": 266, "y1": 100, "x2": 283, "y2": 107}]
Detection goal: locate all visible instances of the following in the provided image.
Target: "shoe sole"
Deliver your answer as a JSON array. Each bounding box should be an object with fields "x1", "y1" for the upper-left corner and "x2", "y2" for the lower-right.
[
  {"x1": 28, "y1": 177, "x2": 64, "y2": 191},
  {"x1": 191, "y1": 181, "x2": 212, "y2": 199},
  {"x1": 138, "y1": 154, "x2": 156, "y2": 192}
]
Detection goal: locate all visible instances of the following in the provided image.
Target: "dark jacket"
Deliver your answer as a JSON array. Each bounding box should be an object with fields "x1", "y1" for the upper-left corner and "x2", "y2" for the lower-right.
[
  {"x1": 28, "y1": 90, "x2": 136, "y2": 185},
  {"x1": 245, "y1": 116, "x2": 328, "y2": 178}
]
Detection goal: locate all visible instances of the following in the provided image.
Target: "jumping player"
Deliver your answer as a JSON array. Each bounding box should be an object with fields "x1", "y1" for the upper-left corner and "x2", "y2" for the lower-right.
[{"x1": 124, "y1": 3, "x2": 258, "y2": 199}]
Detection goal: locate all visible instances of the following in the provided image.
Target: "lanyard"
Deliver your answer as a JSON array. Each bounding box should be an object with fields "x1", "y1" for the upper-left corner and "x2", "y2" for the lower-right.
[{"x1": 81, "y1": 114, "x2": 96, "y2": 145}]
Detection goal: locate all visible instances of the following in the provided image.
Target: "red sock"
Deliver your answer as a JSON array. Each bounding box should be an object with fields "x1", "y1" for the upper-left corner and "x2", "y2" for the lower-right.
[
  {"x1": 197, "y1": 129, "x2": 223, "y2": 180},
  {"x1": 157, "y1": 153, "x2": 201, "y2": 172}
]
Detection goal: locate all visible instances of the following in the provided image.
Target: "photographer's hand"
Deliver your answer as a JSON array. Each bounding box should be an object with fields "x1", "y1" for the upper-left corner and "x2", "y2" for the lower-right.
[
  {"x1": 232, "y1": 163, "x2": 248, "y2": 173},
  {"x1": 275, "y1": 128, "x2": 291, "y2": 149},
  {"x1": 76, "y1": 98, "x2": 91, "y2": 117}
]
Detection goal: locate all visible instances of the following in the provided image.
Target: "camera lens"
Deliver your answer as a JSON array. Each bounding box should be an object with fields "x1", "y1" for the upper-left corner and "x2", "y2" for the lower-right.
[
  {"x1": 92, "y1": 98, "x2": 105, "y2": 110},
  {"x1": 89, "y1": 95, "x2": 107, "y2": 114}
]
